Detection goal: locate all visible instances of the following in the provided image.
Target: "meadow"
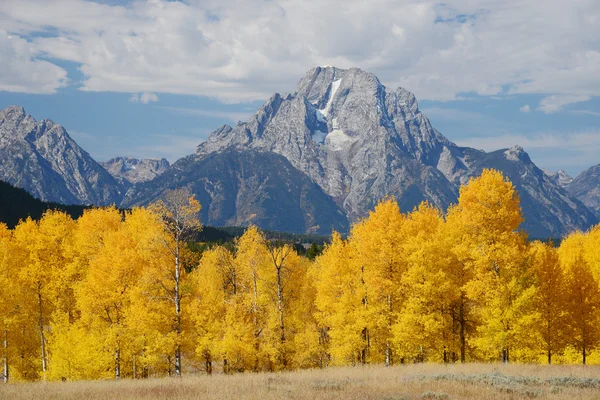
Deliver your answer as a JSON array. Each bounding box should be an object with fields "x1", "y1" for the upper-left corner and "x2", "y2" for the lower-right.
[{"x1": 2, "y1": 363, "x2": 600, "y2": 400}]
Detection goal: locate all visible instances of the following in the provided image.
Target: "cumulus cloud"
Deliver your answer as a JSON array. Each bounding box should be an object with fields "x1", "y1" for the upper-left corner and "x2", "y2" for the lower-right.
[
  {"x1": 129, "y1": 92, "x2": 159, "y2": 104},
  {"x1": 520, "y1": 105, "x2": 531, "y2": 113},
  {"x1": 0, "y1": 0, "x2": 598, "y2": 103},
  {"x1": 0, "y1": 30, "x2": 67, "y2": 93}
]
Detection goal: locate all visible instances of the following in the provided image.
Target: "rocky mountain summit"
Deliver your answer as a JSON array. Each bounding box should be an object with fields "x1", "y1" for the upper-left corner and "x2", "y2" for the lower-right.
[
  {"x1": 2, "y1": 67, "x2": 598, "y2": 237},
  {"x1": 0, "y1": 106, "x2": 123, "y2": 205},
  {"x1": 543, "y1": 169, "x2": 574, "y2": 187},
  {"x1": 567, "y1": 164, "x2": 600, "y2": 220},
  {"x1": 100, "y1": 157, "x2": 170, "y2": 186},
  {"x1": 162, "y1": 66, "x2": 594, "y2": 237}
]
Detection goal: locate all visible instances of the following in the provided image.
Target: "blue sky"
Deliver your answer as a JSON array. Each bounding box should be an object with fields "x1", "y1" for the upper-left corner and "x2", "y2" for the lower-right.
[{"x1": 0, "y1": 0, "x2": 598, "y2": 177}]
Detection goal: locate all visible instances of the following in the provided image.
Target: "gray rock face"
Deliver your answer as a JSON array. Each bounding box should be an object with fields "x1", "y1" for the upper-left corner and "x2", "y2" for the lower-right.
[
  {"x1": 3, "y1": 67, "x2": 597, "y2": 238},
  {"x1": 191, "y1": 66, "x2": 596, "y2": 237},
  {"x1": 543, "y1": 169, "x2": 574, "y2": 187},
  {"x1": 121, "y1": 149, "x2": 349, "y2": 235},
  {"x1": 0, "y1": 106, "x2": 123, "y2": 205},
  {"x1": 196, "y1": 67, "x2": 458, "y2": 221},
  {"x1": 567, "y1": 164, "x2": 600, "y2": 220},
  {"x1": 101, "y1": 157, "x2": 170, "y2": 186},
  {"x1": 434, "y1": 145, "x2": 596, "y2": 238}
]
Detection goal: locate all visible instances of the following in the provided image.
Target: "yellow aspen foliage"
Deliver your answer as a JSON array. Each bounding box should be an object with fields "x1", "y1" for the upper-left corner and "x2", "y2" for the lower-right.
[
  {"x1": 392, "y1": 202, "x2": 454, "y2": 363},
  {"x1": 232, "y1": 226, "x2": 271, "y2": 371},
  {"x1": 349, "y1": 198, "x2": 406, "y2": 365},
  {"x1": 289, "y1": 259, "x2": 324, "y2": 369},
  {"x1": 450, "y1": 169, "x2": 536, "y2": 363},
  {"x1": 149, "y1": 188, "x2": 202, "y2": 376},
  {"x1": 12, "y1": 211, "x2": 75, "y2": 381},
  {"x1": 0, "y1": 223, "x2": 18, "y2": 383},
  {"x1": 529, "y1": 241, "x2": 568, "y2": 364},
  {"x1": 121, "y1": 207, "x2": 176, "y2": 377},
  {"x1": 6, "y1": 170, "x2": 600, "y2": 380},
  {"x1": 558, "y1": 232, "x2": 600, "y2": 365},
  {"x1": 261, "y1": 243, "x2": 307, "y2": 370},
  {"x1": 314, "y1": 232, "x2": 364, "y2": 365},
  {"x1": 188, "y1": 246, "x2": 233, "y2": 374}
]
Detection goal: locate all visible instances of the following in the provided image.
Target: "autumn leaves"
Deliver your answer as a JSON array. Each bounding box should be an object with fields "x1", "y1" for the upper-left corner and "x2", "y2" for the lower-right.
[
  {"x1": 1, "y1": 169, "x2": 600, "y2": 383},
  {"x1": 314, "y1": 170, "x2": 600, "y2": 366}
]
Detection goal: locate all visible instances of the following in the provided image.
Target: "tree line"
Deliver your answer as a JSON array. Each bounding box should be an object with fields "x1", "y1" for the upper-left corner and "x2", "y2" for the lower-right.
[{"x1": 1, "y1": 169, "x2": 600, "y2": 382}]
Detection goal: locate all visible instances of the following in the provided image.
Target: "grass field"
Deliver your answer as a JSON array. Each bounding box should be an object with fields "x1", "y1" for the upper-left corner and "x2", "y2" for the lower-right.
[{"x1": 2, "y1": 363, "x2": 600, "y2": 400}]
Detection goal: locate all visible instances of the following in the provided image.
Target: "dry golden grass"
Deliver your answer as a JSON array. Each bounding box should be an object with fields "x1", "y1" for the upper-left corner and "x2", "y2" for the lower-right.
[{"x1": 2, "y1": 363, "x2": 600, "y2": 400}]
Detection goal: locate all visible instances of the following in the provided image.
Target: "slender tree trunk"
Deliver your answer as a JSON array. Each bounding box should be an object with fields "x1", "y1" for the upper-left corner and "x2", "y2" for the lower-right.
[
  {"x1": 547, "y1": 348, "x2": 552, "y2": 365},
  {"x1": 115, "y1": 347, "x2": 120, "y2": 380},
  {"x1": 385, "y1": 294, "x2": 392, "y2": 367},
  {"x1": 3, "y1": 329, "x2": 8, "y2": 383},
  {"x1": 276, "y1": 265, "x2": 286, "y2": 368},
  {"x1": 37, "y1": 286, "x2": 47, "y2": 381},
  {"x1": 252, "y1": 271, "x2": 260, "y2": 372},
  {"x1": 174, "y1": 244, "x2": 182, "y2": 377},
  {"x1": 459, "y1": 298, "x2": 466, "y2": 363},
  {"x1": 583, "y1": 346, "x2": 587, "y2": 365},
  {"x1": 204, "y1": 351, "x2": 212, "y2": 375}
]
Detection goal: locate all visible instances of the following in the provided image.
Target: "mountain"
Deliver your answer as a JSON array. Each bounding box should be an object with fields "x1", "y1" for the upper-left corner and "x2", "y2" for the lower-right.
[
  {"x1": 0, "y1": 106, "x2": 123, "y2": 205},
  {"x1": 2, "y1": 67, "x2": 597, "y2": 238},
  {"x1": 122, "y1": 149, "x2": 349, "y2": 235},
  {"x1": 543, "y1": 169, "x2": 574, "y2": 187},
  {"x1": 100, "y1": 157, "x2": 170, "y2": 186},
  {"x1": 125, "y1": 66, "x2": 595, "y2": 237},
  {"x1": 567, "y1": 164, "x2": 600, "y2": 220},
  {"x1": 0, "y1": 180, "x2": 88, "y2": 228}
]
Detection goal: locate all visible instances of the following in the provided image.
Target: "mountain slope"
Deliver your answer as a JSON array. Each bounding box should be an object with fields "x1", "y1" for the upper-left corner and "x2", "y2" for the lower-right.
[
  {"x1": 195, "y1": 67, "x2": 459, "y2": 221},
  {"x1": 0, "y1": 180, "x2": 88, "y2": 228},
  {"x1": 567, "y1": 164, "x2": 600, "y2": 220},
  {"x1": 122, "y1": 149, "x2": 349, "y2": 235},
  {"x1": 3, "y1": 67, "x2": 596, "y2": 238},
  {"x1": 0, "y1": 106, "x2": 124, "y2": 205},
  {"x1": 185, "y1": 66, "x2": 596, "y2": 237},
  {"x1": 435, "y1": 145, "x2": 596, "y2": 237}
]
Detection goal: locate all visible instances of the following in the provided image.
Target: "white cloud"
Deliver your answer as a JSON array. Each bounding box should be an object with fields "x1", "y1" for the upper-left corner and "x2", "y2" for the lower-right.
[
  {"x1": 538, "y1": 95, "x2": 591, "y2": 114},
  {"x1": 520, "y1": 104, "x2": 531, "y2": 113},
  {"x1": 129, "y1": 92, "x2": 159, "y2": 104},
  {"x1": 0, "y1": 0, "x2": 598, "y2": 103},
  {"x1": 0, "y1": 30, "x2": 67, "y2": 93},
  {"x1": 570, "y1": 109, "x2": 600, "y2": 117}
]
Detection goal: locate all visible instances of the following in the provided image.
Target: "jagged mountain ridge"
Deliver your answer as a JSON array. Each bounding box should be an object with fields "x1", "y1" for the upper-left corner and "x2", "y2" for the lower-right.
[
  {"x1": 175, "y1": 66, "x2": 595, "y2": 237},
  {"x1": 122, "y1": 149, "x2": 349, "y2": 234},
  {"x1": 101, "y1": 157, "x2": 170, "y2": 186},
  {"x1": 543, "y1": 169, "x2": 574, "y2": 187},
  {"x1": 2, "y1": 66, "x2": 598, "y2": 237},
  {"x1": 567, "y1": 164, "x2": 600, "y2": 220},
  {"x1": 0, "y1": 106, "x2": 123, "y2": 206}
]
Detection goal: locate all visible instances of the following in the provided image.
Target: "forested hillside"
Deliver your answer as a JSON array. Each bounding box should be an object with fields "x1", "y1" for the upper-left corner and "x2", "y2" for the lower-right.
[
  {"x1": 1, "y1": 170, "x2": 600, "y2": 384},
  {"x1": 0, "y1": 180, "x2": 88, "y2": 228}
]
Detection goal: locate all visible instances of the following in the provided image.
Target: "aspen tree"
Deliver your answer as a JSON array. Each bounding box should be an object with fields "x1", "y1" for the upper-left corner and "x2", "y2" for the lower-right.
[
  {"x1": 529, "y1": 241, "x2": 568, "y2": 364},
  {"x1": 558, "y1": 232, "x2": 600, "y2": 365},
  {"x1": 13, "y1": 212, "x2": 75, "y2": 380},
  {"x1": 150, "y1": 188, "x2": 201, "y2": 376},
  {"x1": 451, "y1": 169, "x2": 535, "y2": 363},
  {"x1": 393, "y1": 202, "x2": 452, "y2": 362},
  {"x1": 350, "y1": 198, "x2": 405, "y2": 365},
  {"x1": 0, "y1": 224, "x2": 13, "y2": 383},
  {"x1": 314, "y1": 232, "x2": 364, "y2": 365},
  {"x1": 233, "y1": 226, "x2": 270, "y2": 371}
]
